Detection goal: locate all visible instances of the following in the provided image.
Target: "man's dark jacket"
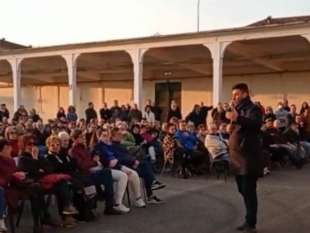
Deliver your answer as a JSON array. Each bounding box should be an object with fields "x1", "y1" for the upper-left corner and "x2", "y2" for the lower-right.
[
  {"x1": 231, "y1": 97, "x2": 264, "y2": 177},
  {"x1": 85, "y1": 108, "x2": 98, "y2": 123}
]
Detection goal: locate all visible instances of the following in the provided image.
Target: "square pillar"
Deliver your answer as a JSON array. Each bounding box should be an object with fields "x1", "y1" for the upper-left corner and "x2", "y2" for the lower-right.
[
  {"x1": 204, "y1": 42, "x2": 231, "y2": 106},
  {"x1": 127, "y1": 48, "x2": 148, "y2": 110},
  {"x1": 62, "y1": 54, "x2": 80, "y2": 107},
  {"x1": 8, "y1": 58, "x2": 22, "y2": 112}
]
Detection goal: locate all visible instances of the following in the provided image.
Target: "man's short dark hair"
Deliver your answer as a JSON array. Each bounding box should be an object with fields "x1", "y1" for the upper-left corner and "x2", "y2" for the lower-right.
[{"x1": 232, "y1": 83, "x2": 249, "y2": 94}]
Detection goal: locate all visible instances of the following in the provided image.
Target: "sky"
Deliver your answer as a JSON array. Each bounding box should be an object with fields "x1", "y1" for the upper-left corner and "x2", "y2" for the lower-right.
[{"x1": 1, "y1": 0, "x2": 310, "y2": 47}]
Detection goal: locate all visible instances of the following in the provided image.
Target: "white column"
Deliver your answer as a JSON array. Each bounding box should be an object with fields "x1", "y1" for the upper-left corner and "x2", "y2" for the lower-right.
[
  {"x1": 127, "y1": 48, "x2": 148, "y2": 110},
  {"x1": 62, "y1": 54, "x2": 80, "y2": 107},
  {"x1": 8, "y1": 58, "x2": 23, "y2": 112},
  {"x1": 204, "y1": 42, "x2": 231, "y2": 106}
]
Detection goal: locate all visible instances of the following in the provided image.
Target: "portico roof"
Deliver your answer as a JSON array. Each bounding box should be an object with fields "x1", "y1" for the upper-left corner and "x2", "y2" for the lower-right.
[{"x1": 1, "y1": 15, "x2": 310, "y2": 56}]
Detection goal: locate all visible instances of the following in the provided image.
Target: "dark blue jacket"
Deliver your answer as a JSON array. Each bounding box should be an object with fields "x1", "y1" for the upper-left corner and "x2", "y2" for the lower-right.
[
  {"x1": 94, "y1": 141, "x2": 135, "y2": 168},
  {"x1": 176, "y1": 130, "x2": 198, "y2": 151}
]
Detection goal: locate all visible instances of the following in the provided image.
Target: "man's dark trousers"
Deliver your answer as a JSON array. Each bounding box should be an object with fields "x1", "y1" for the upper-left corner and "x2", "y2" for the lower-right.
[{"x1": 235, "y1": 175, "x2": 258, "y2": 228}]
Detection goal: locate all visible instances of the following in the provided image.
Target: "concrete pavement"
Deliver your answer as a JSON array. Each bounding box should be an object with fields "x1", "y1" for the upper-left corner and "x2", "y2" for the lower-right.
[{"x1": 18, "y1": 165, "x2": 310, "y2": 233}]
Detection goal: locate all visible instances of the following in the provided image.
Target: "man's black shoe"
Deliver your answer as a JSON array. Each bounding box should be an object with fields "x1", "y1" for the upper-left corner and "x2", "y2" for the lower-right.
[
  {"x1": 244, "y1": 228, "x2": 257, "y2": 233},
  {"x1": 104, "y1": 208, "x2": 122, "y2": 215},
  {"x1": 236, "y1": 223, "x2": 248, "y2": 231},
  {"x1": 236, "y1": 223, "x2": 257, "y2": 233}
]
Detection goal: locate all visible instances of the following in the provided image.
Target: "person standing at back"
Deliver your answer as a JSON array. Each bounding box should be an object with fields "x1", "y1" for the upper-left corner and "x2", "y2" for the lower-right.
[
  {"x1": 167, "y1": 100, "x2": 182, "y2": 122},
  {"x1": 226, "y1": 83, "x2": 263, "y2": 233},
  {"x1": 85, "y1": 102, "x2": 98, "y2": 124},
  {"x1": 0, "y1": 104, "x2": 9, "y2": 122}
]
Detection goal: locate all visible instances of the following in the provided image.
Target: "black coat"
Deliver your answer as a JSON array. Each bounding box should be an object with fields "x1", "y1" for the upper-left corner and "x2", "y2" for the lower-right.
[
  {"x1": 231, "y1": 97, "x2": 264, "y2": 177},
  {"x1": 167, "y1": 108, "x2": 182, "y2": 121},
  {"x1": 85, "y1": 108, "x2": 98, "y2": 123},
  {"x1": 99, "y1": 108, "x2": 111, "y2": 121},
  {"x1": 185, "y1": 111, "x2": 204, "y2": 127},
  {"x1": 18, "y1": 152, "x2": 53, "y2": 180}
]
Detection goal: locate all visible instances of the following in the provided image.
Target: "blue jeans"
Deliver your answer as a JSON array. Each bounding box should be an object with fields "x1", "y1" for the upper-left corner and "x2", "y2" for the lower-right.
[{"x1": 0, "y1": 186, "x2": 5, "y2": 218}]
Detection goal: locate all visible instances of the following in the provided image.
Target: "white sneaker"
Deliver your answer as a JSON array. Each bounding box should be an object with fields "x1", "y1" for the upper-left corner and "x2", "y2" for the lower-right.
[
  {"x1": 0, "y1": 219, "x2": 7, "y2": 232},
  {"x1": 114, "y1": 204, "x2": 130, "y2": 213},
  {"x1": 135, "y1": 198, "x2": 146, "y2": 208}
]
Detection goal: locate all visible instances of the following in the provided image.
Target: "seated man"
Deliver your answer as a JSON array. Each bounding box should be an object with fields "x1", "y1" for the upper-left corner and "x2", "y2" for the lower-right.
[
  {"x1": 94, "y1": 129, "x2": 145, "y2": 207},
  {"x1": 204, "y1": 123, "x2": 230, "y2": 162},
  {"x1": 95, "y1": 128, "x2": 165, "y2": 204},
  {"x1": 176, "y1": 120, "x2": 208, "y2": 174},
  {"x1": 265, "y1": 119, "x2": 304, "y2": 168}
]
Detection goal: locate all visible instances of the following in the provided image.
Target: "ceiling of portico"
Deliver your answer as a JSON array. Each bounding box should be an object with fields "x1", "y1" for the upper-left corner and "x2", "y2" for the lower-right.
[
  {"x1": 143, "y1": 45, "x2": 212, "y2": 80},
  {"x1": 0, "y1": 60, "x2": 12, "y2": 86},
  {"x1": 224, "y1": 35, "x2": 310, "y2": 75},
  {"x1": 76, "y1": 51, "x2": 133, "y2": 82},
  {"x1": 20, "y1": 56, "x2": 68, "y2": 85}
]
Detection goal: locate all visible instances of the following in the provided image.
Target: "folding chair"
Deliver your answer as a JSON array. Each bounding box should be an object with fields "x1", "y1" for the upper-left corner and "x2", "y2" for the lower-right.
[{"x1": 211, "y1": 159, "x2": 230, "y2": 181}]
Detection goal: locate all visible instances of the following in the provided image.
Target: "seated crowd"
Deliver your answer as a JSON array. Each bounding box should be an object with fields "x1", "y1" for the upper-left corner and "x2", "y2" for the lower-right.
[{"x1": 0, "y1": 98, "x2": 310, "y2": 233}]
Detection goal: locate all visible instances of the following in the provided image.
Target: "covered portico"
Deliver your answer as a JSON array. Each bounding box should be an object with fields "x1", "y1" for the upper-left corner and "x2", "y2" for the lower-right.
[{"x1": 1, "y1": 16, "x2": 310, "y2": 120}]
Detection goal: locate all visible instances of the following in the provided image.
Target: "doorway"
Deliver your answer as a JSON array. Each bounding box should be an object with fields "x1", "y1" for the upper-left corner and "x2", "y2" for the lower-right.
[{"x1": 155, "y1": 82, "x2": 181, "y2": 122}]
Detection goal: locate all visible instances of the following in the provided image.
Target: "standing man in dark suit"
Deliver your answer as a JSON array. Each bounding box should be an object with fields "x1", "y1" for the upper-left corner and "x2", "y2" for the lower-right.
[
  {"x1": 226, "y1": 83, "x2": 263, "y2": 233},
  {"x1": 85, "y1": 102, "x2": 98, "y2": 124}
]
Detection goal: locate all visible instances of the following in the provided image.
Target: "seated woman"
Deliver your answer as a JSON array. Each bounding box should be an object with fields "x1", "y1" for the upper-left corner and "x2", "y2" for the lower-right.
[
  {"x1": 70, "y1": 129, "x2": 128, "y2": 214},
  {"x1": 163, "y1": 123, "x2": 187, "y2": 177},
  {"x1": 4, "y1": 126, "x2": 20, "y2": 158},
  {"x1": 0, "y1": 138, "x2": 46, "y2": 233},
  {"x1": 57, "y1": 131, "x2": 100, "y2": 220},
  {"x1": 19, "y1": 134, "x2": 78, "y2": 228},
  {"x1": 95, "y1": 128, "x2": 164, "y2": 205}
]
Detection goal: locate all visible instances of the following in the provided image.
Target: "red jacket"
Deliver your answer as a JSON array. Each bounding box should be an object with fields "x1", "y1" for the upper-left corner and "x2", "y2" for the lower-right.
[
  {"x1": 70, "y1": 143, "x2": 97, "y2": 174},
  {"x1": 0, "y1": 156, "x2": 18, "y2": 187}
]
